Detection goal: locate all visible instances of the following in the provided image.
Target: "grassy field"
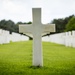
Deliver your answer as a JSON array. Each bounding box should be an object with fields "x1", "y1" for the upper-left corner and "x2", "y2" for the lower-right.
[{"x1": 0, "y1": 41, "x2": 75, "y2": 75}]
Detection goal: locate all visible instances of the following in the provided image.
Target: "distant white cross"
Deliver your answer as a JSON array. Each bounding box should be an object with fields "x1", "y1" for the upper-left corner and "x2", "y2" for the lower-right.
[{"x1": 19, "y1": 8, "x2": 55, "y2": 67}]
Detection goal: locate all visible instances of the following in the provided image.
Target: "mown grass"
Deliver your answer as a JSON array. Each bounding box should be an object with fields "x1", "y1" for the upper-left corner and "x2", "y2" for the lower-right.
[{"x1": 0, "y1": 41, "x2": 75, "y2": 75}]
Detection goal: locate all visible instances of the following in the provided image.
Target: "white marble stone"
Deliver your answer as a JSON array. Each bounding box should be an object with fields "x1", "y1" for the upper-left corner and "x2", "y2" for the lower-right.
[
  {"x1": 9, "y1": 32, "x2": 29, "y2": 42},
  {"x1": 65, "y1": 32, "x2": 72, "y2": 47},
  {"x1": 49, "y1": 31, "x2": 75, "y2": 48},
  {"x1": 42, "y1": 36, "x2": 50, "y2": 42},
  {"x1": 0, "y1": 30, "x2": 10, "y2": 44},
  {"x1": 19, "y1": 8, "x2": 55, "y2": 67},
  {"x1": 72, "y1": 31, "x2": 75, "y2": 47},
  {"x1": 49, "y1": 33, "x2": 65, "y2": 45}
]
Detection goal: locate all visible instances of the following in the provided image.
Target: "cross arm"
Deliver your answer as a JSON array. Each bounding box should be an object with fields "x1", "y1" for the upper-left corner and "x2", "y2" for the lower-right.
[
  {"x1": 42, "y1": 24, "x2": 55, "y2": 36},
  {"x1": 19, "y1": 24, "x2": 33, "y2": 34}
]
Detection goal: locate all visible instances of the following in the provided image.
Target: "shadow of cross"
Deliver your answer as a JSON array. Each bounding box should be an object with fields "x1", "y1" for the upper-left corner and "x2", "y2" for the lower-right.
[{"x1": 19, "y1": 8, "x2": 55, "y2": 67}]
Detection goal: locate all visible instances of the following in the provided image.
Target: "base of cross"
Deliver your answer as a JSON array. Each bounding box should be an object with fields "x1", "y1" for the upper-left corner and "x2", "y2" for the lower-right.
[{"x1": 29, "y1": 66, "x2": 43, "y2": 69}]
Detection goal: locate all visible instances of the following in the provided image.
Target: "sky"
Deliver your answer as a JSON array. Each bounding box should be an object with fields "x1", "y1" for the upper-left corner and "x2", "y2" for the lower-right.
[{"x1": 0, "y1": 0, "x2": 75, "y2": 24}]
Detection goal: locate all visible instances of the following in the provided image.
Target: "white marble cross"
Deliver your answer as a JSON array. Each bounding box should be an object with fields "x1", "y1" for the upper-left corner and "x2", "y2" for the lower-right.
[{"x1": 19, "y1": 8, "x2": 55, "y2": 67}]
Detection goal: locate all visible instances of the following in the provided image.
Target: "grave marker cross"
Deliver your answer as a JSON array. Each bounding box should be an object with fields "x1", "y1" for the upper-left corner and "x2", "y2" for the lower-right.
[{"x1": 19, "y1": 8, "x2": 55, "y2": 67}]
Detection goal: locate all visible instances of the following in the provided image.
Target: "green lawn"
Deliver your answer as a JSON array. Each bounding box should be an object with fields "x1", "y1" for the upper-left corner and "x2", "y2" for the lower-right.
[{"x1": 0, "y1": 41, "x2": 75, "y2": 75}]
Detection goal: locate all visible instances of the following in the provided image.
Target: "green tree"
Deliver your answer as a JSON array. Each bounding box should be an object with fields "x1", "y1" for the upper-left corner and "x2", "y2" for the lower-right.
[
  {"x1": 0, "y1": 19, "x2": 6, "y2": 29},
  {"x1": 65, "y1": 17, "x2": 75, "y2": 31},
  {"x1": 51, "y1": 15, "x2": 74, "y2": 33},
  {"x1": 0, "y1": 19, "x2": 19, "y2": 33},
  {"x1": 51, "y1": 19, "x2": 64, "y2": 33},
  {"x1": 27, "y1": 21, "x2": 32, "y2": 24}
]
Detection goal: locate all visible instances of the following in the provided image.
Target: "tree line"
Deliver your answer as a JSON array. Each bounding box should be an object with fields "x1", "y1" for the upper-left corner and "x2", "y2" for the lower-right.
[
  {"x1": 0, "y1": 20, "x2": 32, "y2": 34},
  {"x1": 51, "y1": 15, "x2": 75, "y2": 33},
  {"x1": 0, "y1": 14, "x2": 75, "y2": 34}
]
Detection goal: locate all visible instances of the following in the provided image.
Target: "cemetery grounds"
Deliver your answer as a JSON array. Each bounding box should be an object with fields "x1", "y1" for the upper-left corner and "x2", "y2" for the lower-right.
[{"x1": 0, "y1": 41, "x2": 75, "y2": 75}]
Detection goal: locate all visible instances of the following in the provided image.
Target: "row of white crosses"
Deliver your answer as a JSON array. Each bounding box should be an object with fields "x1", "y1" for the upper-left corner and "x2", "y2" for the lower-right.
[
  {"x1": 9, "y1": 32, "x2": 29, "y2": 42},
  {"x1": 49, "y1": 31, "x2": 75, "y2": 48},
  {"x1": 0, "y1": 29, "x2": 29, "y2": 44},
  {"x1": 19, "y1": 8, "x2": 55, "y2": 67},
  {"x1": 49, "y1": 32, "x2": 65, "y2": 45}
]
